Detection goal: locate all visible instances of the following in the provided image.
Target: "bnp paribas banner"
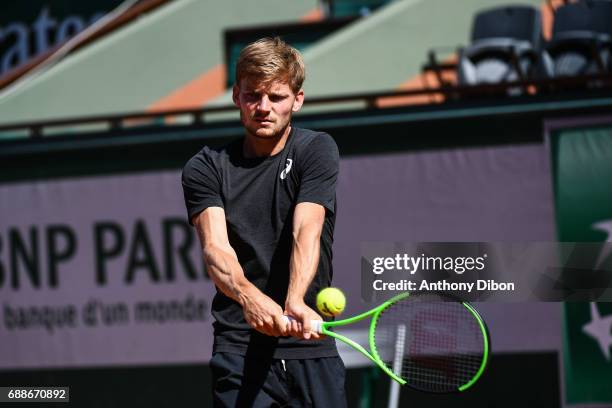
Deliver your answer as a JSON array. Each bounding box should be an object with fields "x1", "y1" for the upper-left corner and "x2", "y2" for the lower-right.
[{"x1": 547, "y1": 116, "x2": 612, "y2": 405}]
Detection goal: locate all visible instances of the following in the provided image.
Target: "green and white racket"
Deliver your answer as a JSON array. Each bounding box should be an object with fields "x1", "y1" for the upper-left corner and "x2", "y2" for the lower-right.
[{"x1": 285, "y1": 291, "x2": 490, "y2": 392}]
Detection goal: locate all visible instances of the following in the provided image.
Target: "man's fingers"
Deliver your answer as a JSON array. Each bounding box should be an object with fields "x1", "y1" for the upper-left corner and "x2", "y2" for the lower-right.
[
  {"x1": 248, "y1": 318, "x2": 273, "y2": 336},
  {"x1": 275, "y1": 316, "x2": 288, "y2": 336},
  {"x1": 286, "y1": 319, "x2": 298, "y2": 337},
  {"x1": 299, "y1": 315, "x2": 310, "y2": 340},
  {"x1": 283, "y1": 313, "x2": 325, "y2": 340},
  {"x1": 291, "y1": 319, "x2": 301, "y2": 335},
  {"x1": 303, "y1": 318, "x2": 311, "y2": 333}
]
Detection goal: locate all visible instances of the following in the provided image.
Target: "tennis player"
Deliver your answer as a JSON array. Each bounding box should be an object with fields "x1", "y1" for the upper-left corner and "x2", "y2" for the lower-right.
[{"x1": 182, "y1": 37, "x2": 346, "y2": 407}]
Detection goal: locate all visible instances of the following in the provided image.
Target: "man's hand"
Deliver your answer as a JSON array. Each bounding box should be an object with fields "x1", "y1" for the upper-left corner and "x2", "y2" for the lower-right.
[
  {"x1": 241, "y1": 287, "x2": 288, "y2": 337},
  {"x1": 284, "y1": 298, "x2": 323, "y2": 340}
]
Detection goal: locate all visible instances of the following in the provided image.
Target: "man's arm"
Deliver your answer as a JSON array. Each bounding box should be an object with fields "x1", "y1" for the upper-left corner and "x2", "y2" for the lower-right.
[
  {"x1": 284, "y1": 202, "x2": 326, "y2": 340},
  {"x1": 194, "y1": 207, "x2": 287, "y2": 337}
]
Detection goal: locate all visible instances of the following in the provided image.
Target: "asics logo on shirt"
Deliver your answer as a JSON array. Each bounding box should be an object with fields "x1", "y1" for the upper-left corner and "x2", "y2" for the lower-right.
[{"x1": 280, "y1": 158, "x2": 293, "y2": 180}]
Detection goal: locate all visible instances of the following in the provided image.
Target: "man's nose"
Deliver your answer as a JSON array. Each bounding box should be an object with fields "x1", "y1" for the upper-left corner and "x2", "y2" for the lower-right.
[{"x1": 257, "y1": 95, "x2": 271, "y2": 111}]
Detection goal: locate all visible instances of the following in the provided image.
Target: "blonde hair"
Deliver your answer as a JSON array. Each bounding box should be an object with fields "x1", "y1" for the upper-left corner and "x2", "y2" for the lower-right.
[{"x1": 235, "y1": 37, "x2": 305, "y2": 94}]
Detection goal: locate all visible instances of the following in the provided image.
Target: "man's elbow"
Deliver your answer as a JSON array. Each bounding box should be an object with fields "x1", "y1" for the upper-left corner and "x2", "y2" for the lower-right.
[{"x1": 292, "y1": 225, "x2": 322, "y2": 246}]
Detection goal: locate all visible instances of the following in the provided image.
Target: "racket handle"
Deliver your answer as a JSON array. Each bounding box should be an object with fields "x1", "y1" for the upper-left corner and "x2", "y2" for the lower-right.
[{"x1": 282, "y1": 316, "x2": 323, "y2": 334}]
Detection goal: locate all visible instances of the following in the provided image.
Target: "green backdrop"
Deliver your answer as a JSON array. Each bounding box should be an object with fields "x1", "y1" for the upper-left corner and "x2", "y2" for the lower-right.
[{"x1": 550, "y1": 121, "x2": 612, "y2": 404}]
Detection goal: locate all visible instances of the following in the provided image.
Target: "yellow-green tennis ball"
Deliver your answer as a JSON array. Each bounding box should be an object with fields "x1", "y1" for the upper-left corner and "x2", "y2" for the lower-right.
[{"x1": 317, "y1": 287, "x2": 346, "y2": 317}]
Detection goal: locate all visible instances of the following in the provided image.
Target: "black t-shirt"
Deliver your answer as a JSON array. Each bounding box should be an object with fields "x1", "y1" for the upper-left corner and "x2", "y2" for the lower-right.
[{"x1": 182, "y1": 127, "x2": 340, "y2": 359}]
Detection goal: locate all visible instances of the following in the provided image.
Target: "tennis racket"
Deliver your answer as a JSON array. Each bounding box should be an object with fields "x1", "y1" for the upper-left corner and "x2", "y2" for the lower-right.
[{"x1": 284, "y1": 291, "x2": 490, "y2": 392}]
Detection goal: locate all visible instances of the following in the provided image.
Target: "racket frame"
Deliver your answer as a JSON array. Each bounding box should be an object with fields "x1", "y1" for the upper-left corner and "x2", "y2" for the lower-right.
[{"x1": 318, "y1": 292, "x2": 490, "y2": 389}]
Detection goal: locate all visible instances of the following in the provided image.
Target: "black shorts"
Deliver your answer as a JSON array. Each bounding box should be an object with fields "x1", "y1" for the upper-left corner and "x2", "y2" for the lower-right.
[{"x1": 210, "y1": 352, "x2": 347, "y2": 408}]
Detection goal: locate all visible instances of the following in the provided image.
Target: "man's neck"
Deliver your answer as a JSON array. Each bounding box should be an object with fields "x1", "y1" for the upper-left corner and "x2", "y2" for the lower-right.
[{"x1": 243, "y1": 125, "x2": 292, "y2": 158}]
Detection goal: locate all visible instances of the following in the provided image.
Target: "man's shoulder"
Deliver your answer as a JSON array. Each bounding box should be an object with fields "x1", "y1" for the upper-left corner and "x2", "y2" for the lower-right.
[
  {"x1": 292, "y1": 127, "x2": 336, "y2": 151},
  {"x1": 183, "y1": 141, "x2": 237, "y2": 171}
]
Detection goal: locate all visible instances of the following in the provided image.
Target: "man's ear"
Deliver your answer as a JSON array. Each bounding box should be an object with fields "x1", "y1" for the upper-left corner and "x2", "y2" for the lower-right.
[
  {"x1": 232, "y1": 85, "x2": 240, "y2": 107},
  {"x1": 292, "y1": 89, "x2": 304, "y2": 112}
]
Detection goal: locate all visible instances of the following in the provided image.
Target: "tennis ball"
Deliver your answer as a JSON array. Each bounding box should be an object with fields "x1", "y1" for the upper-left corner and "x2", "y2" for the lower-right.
[{"x1": 317, "y1": 287, "x2": 346, "y2": 317}]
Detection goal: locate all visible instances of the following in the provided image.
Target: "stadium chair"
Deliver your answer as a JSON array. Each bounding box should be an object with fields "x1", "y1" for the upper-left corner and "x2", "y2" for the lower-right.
[
  {"x1": 457, "y1": 5, "x2": 542, "y2": 92},
  {"x1": 539, "y1": 0, "x2": 612, "y2": 78}
]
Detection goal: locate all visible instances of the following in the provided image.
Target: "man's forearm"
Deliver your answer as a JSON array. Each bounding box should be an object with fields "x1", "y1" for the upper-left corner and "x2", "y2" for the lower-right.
[
  {"x1": 205, "y1": 243, "x2": 288, "y2": 337},
  {"x1": 287, "y1": 225, "x2": 320, "y2": 303},
  {"x1": 285, "y1": 221, "x2": 325, "y2": 339},
  {"x1": 204, "y1": 243, "x2": 257, "y2": 306}
]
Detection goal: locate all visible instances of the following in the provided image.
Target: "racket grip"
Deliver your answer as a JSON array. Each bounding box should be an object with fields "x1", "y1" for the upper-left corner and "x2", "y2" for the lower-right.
[{"x1": 282, "y1": 316, "x2": 323, "y2": 334}]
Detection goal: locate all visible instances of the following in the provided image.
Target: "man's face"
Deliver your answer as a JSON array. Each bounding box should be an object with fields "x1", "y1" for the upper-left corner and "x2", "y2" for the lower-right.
[{"x1": 233, "y1": 79, "x2": 304, "y2": 139}]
